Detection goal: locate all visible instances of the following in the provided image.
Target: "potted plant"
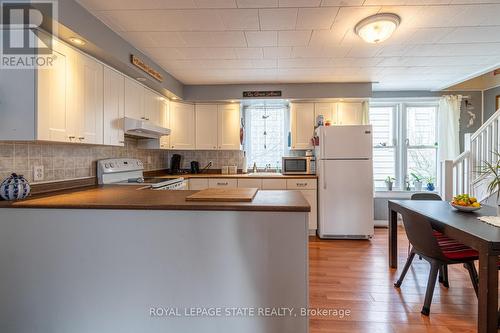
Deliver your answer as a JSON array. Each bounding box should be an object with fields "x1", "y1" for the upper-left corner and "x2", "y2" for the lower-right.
[
  {"x1": 385, "y1": 176, "x2": 395, "y2": 191},
  {"x1": 411, "y1": 172, "x2": 424, "y2": 191},
  {"x1": 426, "y1": 177, "x2": 435, "y2": 191}
]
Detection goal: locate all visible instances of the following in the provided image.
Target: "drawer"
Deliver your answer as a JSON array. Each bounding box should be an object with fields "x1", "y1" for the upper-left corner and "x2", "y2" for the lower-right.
[
  {"x1": 286, "y1": 178, "x2": 317, "y2": 190},
  {"x1": 208, "y1": 178, "x2": 238, "y2": 188},
  {"x1": 188, "y1": 178, "x2": 209, "y2": 190},
  {"x1": 262, "y1": 179, "x2": 287, "y2": 190},
  {"x1": 238, "y1": 178, "x2": 262, "y2": 189}
]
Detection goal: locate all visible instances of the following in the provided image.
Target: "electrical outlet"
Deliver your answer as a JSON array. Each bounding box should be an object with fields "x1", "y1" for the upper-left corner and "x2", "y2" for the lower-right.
[
  {"x1": 147, "y1": 155, "x2": 152, "y2": 164},
  {"x1": 33, "y1": 165, "x2": 44, "y2": 182}
]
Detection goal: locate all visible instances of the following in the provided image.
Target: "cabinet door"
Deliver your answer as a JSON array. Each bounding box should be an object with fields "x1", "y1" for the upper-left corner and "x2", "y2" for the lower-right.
[
  {"x1": 77, "y1": 55, "x2": 103, "y2": 144},
  {"x1": 144, "y1": 89, "x2": 161, "y2": 126},
  {"x1": 160, "y1": 99, "x2": 170, "y2": 149},
  {"x1": 208, "y1": 178, "x2": 238, "y2": 188},
  {"x1": 290, "y1": 103, "x2": 314, "y2": 150},
  {"x1": 124, "y1": 77, "x2": 144, "y2": 120},
  {"x1": 337, "y1": 102, "x2": 363, "y2": 125},
  {"x1": 195, "y1": 104, "x2": 218, "y2": 150},
  {"x1": 237, "y1": 178, "x2": 262, "y2": 189},
  {"x1": 218, "y1": 104, "x2": 241, "y2": 150},
  {"x1": 189, "y1": 178, "x2": 209, "y2": 190},
  {"x1": 170, "y1": 102, "x2": 195, "y2": 149},
  {"x1": 103, "y1": 67, "x2": 125, "y2": 146},
  {"x1": 262, "y1": 179, "x2": 287, "y2": 190},
  {"x1": 37, "y1": 41, "x2": 72, "y2": 142},
  {"x1": 300, "y1": 189, "x2": 317, "y2": 231},
  {"x1": 314, "y1": 103, "x2": 338, "y2": 125}
]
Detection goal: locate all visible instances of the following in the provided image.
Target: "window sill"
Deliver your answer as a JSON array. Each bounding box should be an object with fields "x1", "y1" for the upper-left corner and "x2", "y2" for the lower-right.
[{"x1": 374, "y1": 190, "x2": 439, "y2": 199}]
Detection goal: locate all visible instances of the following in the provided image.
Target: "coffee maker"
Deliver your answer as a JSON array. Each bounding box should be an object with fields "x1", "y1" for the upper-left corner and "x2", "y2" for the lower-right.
[{"x1": 170, "y1": 154, "x2": 182, "y2": 174}]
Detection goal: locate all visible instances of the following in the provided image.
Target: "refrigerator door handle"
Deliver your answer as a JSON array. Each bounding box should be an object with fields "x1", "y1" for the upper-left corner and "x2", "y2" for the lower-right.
[{"x1": 321, "y1": 129, "x2": 326, "y2": 157}]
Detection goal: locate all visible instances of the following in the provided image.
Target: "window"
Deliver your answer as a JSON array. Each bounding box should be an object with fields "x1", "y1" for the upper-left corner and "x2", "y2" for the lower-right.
[
  {"x1": 370, "y1": 102, "x2": 438, "y2": 190},
  {"x1": 244, "y1": 103, "x2": 288, "y2": 169}
]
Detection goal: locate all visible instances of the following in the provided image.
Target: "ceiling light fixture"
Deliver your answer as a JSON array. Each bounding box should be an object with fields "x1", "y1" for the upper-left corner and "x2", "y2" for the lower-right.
[
  {"x1": 69, "y1": 37, "x2": 86, "y2": 46},
  {"x1": 354, "y1": 13, "x2": 400, "y2": 44}
]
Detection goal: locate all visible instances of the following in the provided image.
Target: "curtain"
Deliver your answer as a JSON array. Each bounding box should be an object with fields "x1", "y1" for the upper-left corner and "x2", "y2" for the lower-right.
[{"x1": 438, "y1": 95, "x2": 462, "y2": 161}]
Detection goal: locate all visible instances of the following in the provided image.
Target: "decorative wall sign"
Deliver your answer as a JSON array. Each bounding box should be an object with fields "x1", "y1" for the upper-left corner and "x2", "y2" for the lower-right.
[
  {"x1": 131, "y1": 55, "x2": 164, "y2": 82},
  {"x1": 242, "y1": 91, "x2": 282, "y2": 98}
]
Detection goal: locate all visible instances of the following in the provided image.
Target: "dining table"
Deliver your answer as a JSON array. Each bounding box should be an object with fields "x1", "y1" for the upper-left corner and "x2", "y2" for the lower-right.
[{"x1": 388, "y1": 200, "x2": 500, "y2": 333}]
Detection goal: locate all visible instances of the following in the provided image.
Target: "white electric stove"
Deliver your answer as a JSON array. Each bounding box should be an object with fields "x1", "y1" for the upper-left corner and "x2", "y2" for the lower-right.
[{"x1": 97, "y1": 158, "x2": 186, "y2": 190}]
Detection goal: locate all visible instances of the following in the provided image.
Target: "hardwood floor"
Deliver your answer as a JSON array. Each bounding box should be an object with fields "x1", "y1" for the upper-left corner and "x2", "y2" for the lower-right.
[{"x1": 309, "y1": 227, "x2": 484, "y2": 333}]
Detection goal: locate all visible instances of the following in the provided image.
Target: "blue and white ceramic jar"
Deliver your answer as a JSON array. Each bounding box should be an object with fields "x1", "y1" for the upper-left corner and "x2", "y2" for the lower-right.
[{"x1": 0, "y1": 173, "x2": 31, "y2": 200}]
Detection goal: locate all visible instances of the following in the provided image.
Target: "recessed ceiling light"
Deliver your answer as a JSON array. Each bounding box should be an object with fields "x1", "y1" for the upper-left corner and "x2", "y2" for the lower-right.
[
  {"x1": 69, "y1": 37, "x2": 86, "y2": 46},
  {"x1": 354, "y1": 13, "x2": 401, "y2": 44},
  {"x1": 136, "y1": 77, "x2": 147, "y2": 82}
]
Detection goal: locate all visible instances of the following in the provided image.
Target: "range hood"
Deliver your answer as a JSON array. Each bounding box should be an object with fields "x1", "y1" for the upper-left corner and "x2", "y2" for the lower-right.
[{"x1": 124, "y1": 117, "x2": 171, "y2": 139}]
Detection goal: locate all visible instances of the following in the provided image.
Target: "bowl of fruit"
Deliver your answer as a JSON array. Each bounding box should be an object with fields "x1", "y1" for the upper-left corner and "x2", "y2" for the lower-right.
[{"x1": 450, "y1": 194, "x2": 481, "y2": 212}]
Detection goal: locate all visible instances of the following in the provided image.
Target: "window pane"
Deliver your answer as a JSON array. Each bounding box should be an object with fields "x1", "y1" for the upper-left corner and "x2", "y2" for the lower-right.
[
  {"x1": 373, "y1": 148, "x2": 396, "y2": 188},
  {"x1": 407, "y1": 148, "x2": 437, "y2": 184},
  {"x1": 406, "y1": 106, "x2": 437, "y2": 146},
  {"x1": 370, "y1": 106, "x2": 394, "y2": 147},
  {"x1": 245, "y1": 105, "x2": 286, "y2": 168}
]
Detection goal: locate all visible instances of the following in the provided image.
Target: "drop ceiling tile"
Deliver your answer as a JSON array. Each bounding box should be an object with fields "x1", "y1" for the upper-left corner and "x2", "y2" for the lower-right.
[
  {"x1": 236, "y1": 0, "x2": 278, "y2": 8},
  {"x1": 179, "y1": 31, "x2": 247, "y2": 47},
  {"x1": 405, "y1": 27, "x2": 454, "y2": 44},
  {"x1": 263, "y1": 46, "x2": 293, "y2": 58},
  {"x1": 97, "y1": 9, "x2": 226, "y2": 32},
  {"x1": 252, "y1": 59, "x2": 278, "y2": 68},
  {"x1": 309, "y1": 29, "x2": 346, "y2": 46},
  {"x1": 77, "y1": 0, "x2": 197, "y2": 10},
  {"x1": 234, "y1": 47, "x2": 264, "y2": 59},
  {"x1": 376, "y1": 44, "x2": 415, "y2": 57},
  {"x1": 279, "y1": 0, "x2": 321, "y2": 6},
  {"x1": 218, "y1": 9, "x2": 260, "y2": 30},
  {"x1": 296, "y1": 7, "x2": 339, "y2": 29},
  {"x1": 320, "y1": 0, "x2": 364, "y2": 5},
  {"x1": 413, "y1": 5, "x2": 468, "y2": 28},
  {"x1": 278, "y1": 30, "x2": 312, "y2": 46},
  {"x1": 443, "y1": 26, "x2": 500, "y2": 43},
  {"x1": 194, "y1": 0, "x2": 237, "y2": 8},
  {"x1": 278, "y1": 58, "x2": 333, "y2": 68},
  {"x1": 178, "y1": 47, "x2": 238, "y2": 59},
  {"x1": 291, "y1": 45, "x2": 350, "y2": 58},
  {"x1": 331, "y1": 57, "x2": 383, "y2": 67},
  {"x1": 346, "y1": 45, "x2": 384, "y2": 57},
  {"x1": 245, "y1": 31, "x2": 278, "y2": 47},
  {"x1": 143, "y1": 47, "x2": 187, "y2": 60},
  {"x1": 259, "y1": 8, "x2": 298, "y2": 30},
  {"x1": 124, "y1": 32, "x2": 187, "y2": 47}
]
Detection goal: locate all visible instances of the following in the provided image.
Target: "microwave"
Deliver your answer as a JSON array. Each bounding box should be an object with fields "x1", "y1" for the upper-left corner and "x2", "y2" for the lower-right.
[{"x1": 282, "y1": 157, "x2": 315, "y2": 175}]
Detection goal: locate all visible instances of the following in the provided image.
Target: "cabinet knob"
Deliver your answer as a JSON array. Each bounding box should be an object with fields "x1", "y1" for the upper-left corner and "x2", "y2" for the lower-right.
[
  {"x1": 145, "y1": 117, "x2": 150, "y2": 121},
  {"x1": 68, "y1": 136, "x2": 75, "y2": 142},
  {"x1": 78, "y1": 137, "x2": 85, "y2": 141},
  {"x1": 141, "y1": 117, "x2": 145, "y2": 120}
]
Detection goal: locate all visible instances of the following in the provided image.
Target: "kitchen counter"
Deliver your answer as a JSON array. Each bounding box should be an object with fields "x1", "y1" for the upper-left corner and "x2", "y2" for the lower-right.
[
  {"x1": 0, "y1": 185, "x2": 309, "y2": 333},
  {"x1": 0, "y1": 185, "x2": 310, "y2": 212},
  {"x1": 153, "y1": 172, "x2": 318, "y2": 179}
]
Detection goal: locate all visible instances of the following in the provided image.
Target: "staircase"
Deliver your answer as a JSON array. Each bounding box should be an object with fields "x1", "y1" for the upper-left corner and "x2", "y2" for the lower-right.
[{"x1": 441, "y1": 109, "x2": 500, "y2": 202}]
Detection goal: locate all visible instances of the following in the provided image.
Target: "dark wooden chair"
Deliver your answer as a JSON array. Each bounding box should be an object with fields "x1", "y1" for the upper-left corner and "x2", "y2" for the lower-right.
[
  {"x1": 410, "y1": 193, "x2": 451, "y2": 287},
  {"x1": 394, "y1": 209, "x2": 479, "y2": 316}
]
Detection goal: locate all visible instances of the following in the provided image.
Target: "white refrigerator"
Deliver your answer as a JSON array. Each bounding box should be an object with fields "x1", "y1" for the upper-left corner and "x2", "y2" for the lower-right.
[{"x1": 316, "y1": 125, "x2": 374, "y2": 239}]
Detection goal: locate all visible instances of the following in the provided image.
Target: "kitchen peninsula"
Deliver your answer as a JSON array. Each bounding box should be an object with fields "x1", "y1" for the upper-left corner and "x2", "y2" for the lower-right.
[{"x1": 0, "y1": 187, "x2": 309, "y2": 333}]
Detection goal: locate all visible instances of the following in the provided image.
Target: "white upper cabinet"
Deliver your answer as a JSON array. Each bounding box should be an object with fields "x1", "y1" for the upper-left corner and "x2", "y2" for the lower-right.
[
  {"x1": 76, "y1": 54, "x2": 103, "y2": 144},
  {"x1": 337, "y1": 102, "x2": 363, "y2": 125},
  {"x1": 103, "y1": 67, "x2": 125, "y2": 146},
  {"x1": 195, "y1": 104, "x2": 218, "y2": 150},
  {"x1": 170, "y1": 102, "x2": 195, "y2": 150},
  {"x1": 290, "y1": 103, "x2": 314, "y2": 150},
  {"x1": 160, "y1": 99, "x2": 170, "y2": 149},
  {"x1": 124, "y1": 77, "x2": 144, "y2": 121},
  {"x1": 144, "y1": 89, "x2": 162, "y2": 126},
  {"x1": 314, "y1": 103, "x2": 338, "y2": 125},
  {"x1": 218, "y1": 104, "x2": 241, "y2": 150}
]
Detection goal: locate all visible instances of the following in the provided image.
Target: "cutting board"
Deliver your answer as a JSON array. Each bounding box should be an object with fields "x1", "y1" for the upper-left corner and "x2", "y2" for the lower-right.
[{"x1": 186, "y1": 188, "x2": 258, "y2": 202}]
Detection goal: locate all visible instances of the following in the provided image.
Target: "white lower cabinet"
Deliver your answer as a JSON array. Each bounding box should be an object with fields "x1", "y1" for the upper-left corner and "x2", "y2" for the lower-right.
[
  {"x1": 286, "y1": 179, "x2": 318, "y2": 233},
  {"x1": 189, "y1": 178, "x2": 209, "y2": 190},
  {"x1": 262, "y1": 179, "x2": 287, "y2": 190},
  {"x1": 237, "y1": 178, "x2": 262, "y2": 189},
  {"x1": 208, "y1": 178, "x2": 238, "y2": 188}
]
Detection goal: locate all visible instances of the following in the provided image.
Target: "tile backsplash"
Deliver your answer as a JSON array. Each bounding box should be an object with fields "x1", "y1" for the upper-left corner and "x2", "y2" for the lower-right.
[{"x1": 0, "y1": 138, "x2": 245, "y2": 184}]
